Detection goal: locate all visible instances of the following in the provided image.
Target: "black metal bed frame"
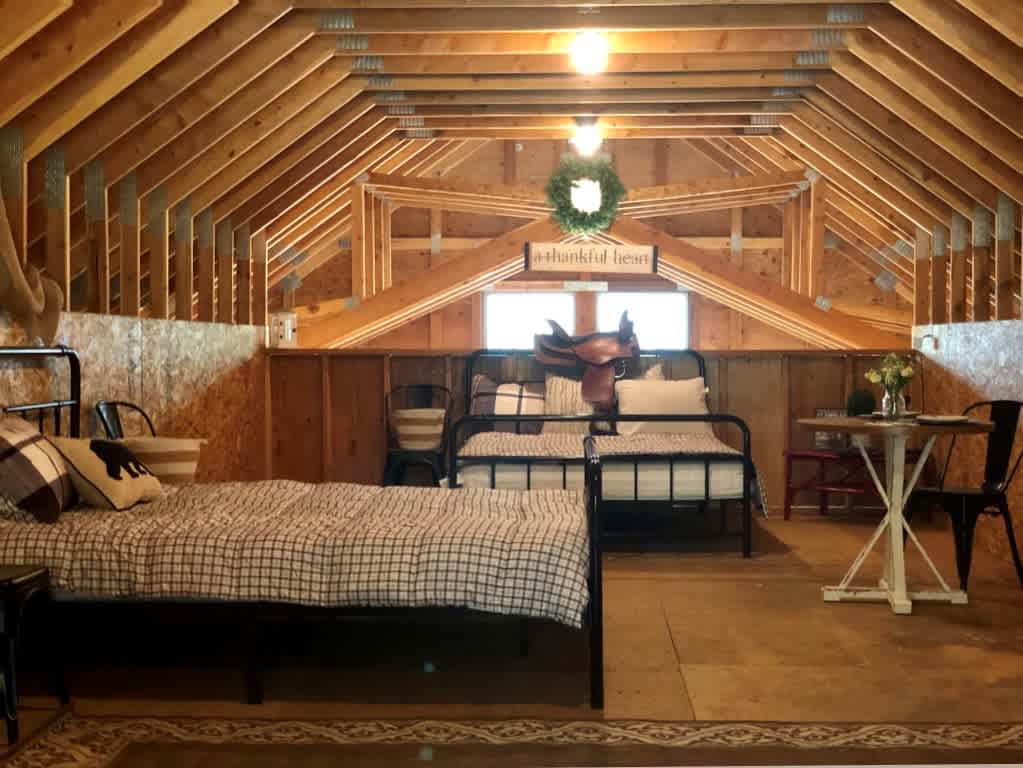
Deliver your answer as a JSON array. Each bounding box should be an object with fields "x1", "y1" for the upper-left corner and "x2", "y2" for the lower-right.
[
  {"x1": 0, "y1": 346, "x2": 605, "y2": 709},
  {"x1": 452, "y1": 348, "x2": 753, "y2": 557}
]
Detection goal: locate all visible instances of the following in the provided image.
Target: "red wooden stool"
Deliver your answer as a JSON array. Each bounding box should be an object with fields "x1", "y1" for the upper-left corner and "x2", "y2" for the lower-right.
[{"x1": 783, "y1": 448, "x2": 925, "y2": 519}]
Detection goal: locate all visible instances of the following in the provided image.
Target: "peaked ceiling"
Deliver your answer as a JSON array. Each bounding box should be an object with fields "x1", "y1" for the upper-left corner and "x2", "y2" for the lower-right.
[{"x1": 1, "y1": 0, "x2": 1020, "y2": 346}]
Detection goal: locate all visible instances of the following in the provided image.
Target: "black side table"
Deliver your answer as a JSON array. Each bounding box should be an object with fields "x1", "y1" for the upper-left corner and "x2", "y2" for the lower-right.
[{"x1": 0, "y1": 565, "x2": 58, "y2": 744}]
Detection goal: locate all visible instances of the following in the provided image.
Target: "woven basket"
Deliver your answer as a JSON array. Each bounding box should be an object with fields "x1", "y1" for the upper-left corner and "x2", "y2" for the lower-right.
[
  {"x1": 120, "y1": 437, "x2": 206, "y2": 485},
  {"x1": 392, "y1": 408, "x2": 445, "y2": 451}
]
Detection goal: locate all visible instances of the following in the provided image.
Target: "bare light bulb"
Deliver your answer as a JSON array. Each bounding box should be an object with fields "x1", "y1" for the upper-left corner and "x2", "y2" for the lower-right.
[
  {"x1": 570, "y1": 31, "x2": 609, "y2": 75},
  {"x1": 571, "y1": 122, "x2": 603, "y2": 157}
]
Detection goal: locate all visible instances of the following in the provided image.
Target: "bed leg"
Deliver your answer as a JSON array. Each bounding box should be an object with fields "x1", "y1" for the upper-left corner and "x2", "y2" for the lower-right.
[
  {"x1": 589, "y1": 608, "x2": 604, "y2": 710},
  {"x1": 245, "y1": 618, "x2": 264, "y2": 705}
]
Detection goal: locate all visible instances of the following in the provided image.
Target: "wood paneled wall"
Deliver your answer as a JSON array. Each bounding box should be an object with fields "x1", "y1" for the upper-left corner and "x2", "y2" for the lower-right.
[{"x1": 268, "y1": 348, "x2": 921, "y2": 511}]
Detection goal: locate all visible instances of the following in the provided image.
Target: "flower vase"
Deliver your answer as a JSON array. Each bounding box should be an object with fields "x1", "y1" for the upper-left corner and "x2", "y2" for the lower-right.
[{"x1": 881, "y1": 390, "x2": 906, "y2": 420}]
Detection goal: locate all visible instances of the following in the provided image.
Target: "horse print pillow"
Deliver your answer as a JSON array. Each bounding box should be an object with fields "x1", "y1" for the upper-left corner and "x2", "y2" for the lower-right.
[{"x1": 50, "y1": 438, "x2": 162, "y2": 511}]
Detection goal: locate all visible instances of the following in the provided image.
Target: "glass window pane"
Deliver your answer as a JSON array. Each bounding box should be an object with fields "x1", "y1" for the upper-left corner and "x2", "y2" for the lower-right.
[
  {"x1": 596, "y1": 292, "x2": 689, "y2": 349},
  {"x1": 485, "y1": 292, "x2": 575, "y2": 349}
]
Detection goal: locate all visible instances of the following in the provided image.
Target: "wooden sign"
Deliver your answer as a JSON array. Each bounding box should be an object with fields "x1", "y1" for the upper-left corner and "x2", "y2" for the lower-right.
[{"x1": 525, "y1": 242, "x2": 657, "y2": 274}]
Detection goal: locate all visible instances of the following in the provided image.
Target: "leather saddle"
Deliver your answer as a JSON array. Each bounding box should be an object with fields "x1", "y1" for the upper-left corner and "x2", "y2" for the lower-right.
[{"x1": 534, "y1": 311, "x2": 640, "y2": 411}]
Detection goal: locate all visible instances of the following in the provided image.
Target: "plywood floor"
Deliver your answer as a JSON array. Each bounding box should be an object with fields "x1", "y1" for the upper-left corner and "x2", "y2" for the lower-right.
[{"x1": 7, "y1": 511, "x2": 1023, "y2": 753}]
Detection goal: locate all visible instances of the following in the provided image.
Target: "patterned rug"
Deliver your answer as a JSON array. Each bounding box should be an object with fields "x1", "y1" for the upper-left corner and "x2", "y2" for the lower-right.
[{"x1": 9, "y1": 715, "x2": 1023, "y2": 767}]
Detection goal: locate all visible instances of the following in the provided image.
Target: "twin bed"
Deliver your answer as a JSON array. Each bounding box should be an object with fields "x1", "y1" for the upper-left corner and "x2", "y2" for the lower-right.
[
  {"x1": 0, "y1": 346, "x2": 604, "y2": 708},
  {"x1": 449, "y1": 349, "x2": 754, "y2": 556}
]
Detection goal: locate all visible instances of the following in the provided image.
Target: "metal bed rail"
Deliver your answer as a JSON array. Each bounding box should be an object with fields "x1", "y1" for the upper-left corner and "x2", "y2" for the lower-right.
[
  {"x1": 449, "y1": 413, "x2": 753, "y2": 557},
  {"x1": 0, "y1": 346, "x2": 81, "y2": 437}
]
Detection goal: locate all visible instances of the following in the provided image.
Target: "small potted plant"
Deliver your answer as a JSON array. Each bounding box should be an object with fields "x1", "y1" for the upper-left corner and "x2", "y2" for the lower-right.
[{"x1": 864, "y1": 354, "x2": 915, "y2": 420}]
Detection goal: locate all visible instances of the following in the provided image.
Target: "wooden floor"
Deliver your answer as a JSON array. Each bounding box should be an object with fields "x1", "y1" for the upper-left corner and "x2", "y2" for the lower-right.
[{"x1": 7, "y1": 509, "x2": 1023, "y2": 752}]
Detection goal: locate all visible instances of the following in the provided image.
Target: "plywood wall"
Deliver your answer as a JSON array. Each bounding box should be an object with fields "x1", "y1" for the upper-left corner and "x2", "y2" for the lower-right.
[
  {"x1": 915, "y1": 322, "x2": 1023, "y2": 566},
  {"x1": 0, "y1": 312, "x2": 266, "y2": 483},
  {"x1": 275, "y1": 139, "x2": 903, "y2": 352}
]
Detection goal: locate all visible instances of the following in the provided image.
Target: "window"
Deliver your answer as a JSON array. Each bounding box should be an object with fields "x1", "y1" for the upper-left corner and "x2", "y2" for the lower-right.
[
  {"x1": 597, "y1": 292, "x2": 689, "y2": 349},
  {"x1": 484, "y1": 292, "x2": 575, "y2": 349}
]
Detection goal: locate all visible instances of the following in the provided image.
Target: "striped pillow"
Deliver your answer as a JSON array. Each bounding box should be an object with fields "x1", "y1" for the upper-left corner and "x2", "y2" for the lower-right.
[
  {"x1": 470, "y1": 375, "x2": 544, "y2": 434},
  {"x1": 120, "y1": 437, "x2": 205, "y2": 485},
  {"x1": 0, "y1": 417, "x2": 75, "y2": 522}
]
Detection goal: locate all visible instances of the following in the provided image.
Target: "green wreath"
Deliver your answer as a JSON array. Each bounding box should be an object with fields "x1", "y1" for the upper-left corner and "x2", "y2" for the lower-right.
[{"x1": 545, "y1": 157, "x2": 626, "y2": 236}]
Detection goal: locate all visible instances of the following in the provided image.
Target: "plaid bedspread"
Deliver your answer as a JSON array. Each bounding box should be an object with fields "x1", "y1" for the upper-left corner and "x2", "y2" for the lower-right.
[
  {"x1": 459, "y1": 432, "x2": 742, "y2": 458},
  {"x1": 0, "y1": 482, "x2": 591, "y2": 627}
]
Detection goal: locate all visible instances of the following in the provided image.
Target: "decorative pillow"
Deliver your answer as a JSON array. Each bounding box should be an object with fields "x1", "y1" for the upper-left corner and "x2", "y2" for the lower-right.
[
  {"x1": 50, "y1": 438, "x2": 162, "y2": 511},
  {"x1": 543, "y1": 373, "x2": 593, "y2": 435},
  {"x1": 615, "y1": 377, "x2": 714, "y2": 436},
  {"x1": 470, "y1": 375, "x2": 544, "y2": 434},
  {"x1": 120, "y1": 437, "x2": 205, "y2": 485},
  {"x1": 0, "y1": 417, "x2": 75, "y2": 523}
]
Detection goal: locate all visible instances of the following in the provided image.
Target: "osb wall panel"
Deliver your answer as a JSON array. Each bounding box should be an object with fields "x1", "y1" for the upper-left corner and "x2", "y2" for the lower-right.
[
  {"x1": 275, "y1": 139, "x2": 900, "y2": 352},
  {"x1": 0, "y1": 312, "x2": 265, "y2": 483},
  {"x1": 915, "y1": 321, "x2": 1023, "y2": 568}
]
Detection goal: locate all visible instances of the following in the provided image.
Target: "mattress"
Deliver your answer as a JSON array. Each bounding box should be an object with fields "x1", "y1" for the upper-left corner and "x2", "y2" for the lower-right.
[
  {"x1": 458, "y1": 433, "x2": 746, "y2": 501},
  {"x1": 0, "y1": 481, "x2": 590, "y2": 627}
]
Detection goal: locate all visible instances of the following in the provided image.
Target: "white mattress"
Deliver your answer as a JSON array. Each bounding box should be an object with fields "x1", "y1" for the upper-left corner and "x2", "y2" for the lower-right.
[{"x1": 458, "y1": 433, "x2": 746, "y2": 501}]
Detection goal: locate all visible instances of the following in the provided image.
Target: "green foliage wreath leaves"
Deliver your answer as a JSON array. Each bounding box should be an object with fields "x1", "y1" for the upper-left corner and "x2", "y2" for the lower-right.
[{"x1": 545, "y1": 156, "x2": 626, "y2": 236}]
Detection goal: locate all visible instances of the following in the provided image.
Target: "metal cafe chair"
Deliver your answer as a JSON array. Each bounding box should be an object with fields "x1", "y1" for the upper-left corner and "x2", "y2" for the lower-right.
[{"x1": 911, "y1": 400, "x2": 1023, "y2": 591}]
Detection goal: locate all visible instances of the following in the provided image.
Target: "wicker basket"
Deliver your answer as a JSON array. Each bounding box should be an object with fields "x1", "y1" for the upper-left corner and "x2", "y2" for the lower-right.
[{"x1": 392, "y1": 408, "x2": 446, "y2": 450}]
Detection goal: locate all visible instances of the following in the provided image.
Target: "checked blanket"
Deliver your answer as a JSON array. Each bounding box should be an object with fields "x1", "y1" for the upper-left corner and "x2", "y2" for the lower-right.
[{"x1": 0, "y1": 481, "x2": 591, "y2": 627}]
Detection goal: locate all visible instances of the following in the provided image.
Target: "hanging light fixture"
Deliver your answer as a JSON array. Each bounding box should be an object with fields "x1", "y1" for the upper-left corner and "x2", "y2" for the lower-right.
[
  {"x1": 570, "y1": 31, "x2": 609, "y2": 75},
  {"x1": 571, "y1": 118, "x2": 602, "y2": 157}
]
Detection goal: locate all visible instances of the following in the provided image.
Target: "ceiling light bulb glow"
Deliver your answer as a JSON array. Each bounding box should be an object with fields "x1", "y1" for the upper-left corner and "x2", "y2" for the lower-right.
[
  {"x1": 570, "y1": 31, "x2": 609, "y2": 75},
  {"x1": 570, "y1": 178, "x2": 602, "y2": 214},
  {"x1": 571, "y1": 122, "x2": 603, "y2": 157}
]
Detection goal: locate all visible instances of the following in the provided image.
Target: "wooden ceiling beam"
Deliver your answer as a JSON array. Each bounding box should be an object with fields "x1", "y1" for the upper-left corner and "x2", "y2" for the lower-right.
[
  {"x1": 414, "y1": 115, "x2": 766, "y2": 129},
  {"x1": 367, "y1": 172, "x2": 543, "y2": 202},
  {"x1": 411, "y1": 127, "x2": 774, "y2": 139},
  {"x1": 398, "y1": 101, "x2": 797, "y2": 117},
  {"x1": 843, "y1": 33, "x2": 1023, "y2": 166},
  {"x1": 865, "y1": 17, "x2": 1023, "y2": 138},
  {"x1": 16, "y1": 0, "x2": 238, "y2": 162},
  {"x1": 52, "y1": 23, "x2": 325, "y2": 225},
  {"x1": 787, "y1": 104, "x2": 963, "y2": 222},
  {"x1": 804, "y1": 88, "x2": 993, "y2": 214},
  {"x1": 732, "y1": 137, "x2": 803, "y2": 172},
  {"x1": 828, "y1": 188, "x2": 915, "y2": 258},
  {"x1": 298, "y1": 218, "x2": 558, "y2": 349},
  {"x1": 624, "y1": 170, "x2": 807, "y2": 204},
  {"x1": 627, "y1": 194, "x2": 795, "y2": 219},
  {"x1": 56, "y1": 1, "x2": 291, "y2": 178},
  {"x1": 111, "y1": 46, "x2": 344, "y2": 207},
  {"x1": 139, "y1": 75, "x2": 363, "y2": 223},
  {"x1": 257, "y1": 135, "x2": 405, "y2": 238},
  {"x1": 610, "y1": 215, "x2": 906, "y2": 349},
  {"x1": 950, "y1": 0, "x2": 1022, "y2": 48},
  {"x1": 300, "y1": 0, "x2": 890, "y2": 6},
  {"x1": 215, "y1": 110, "x2": 388, "y2": 225},
  {"x1": 390, "y1": 87, "x2": 802, "y2": 105},
  {"x1": 707, "y1": 137, "x2": 775, "y2": 174},
  {"x1": 685, "y1": 138, "x2": 754, "y2": 175},
  {"x1": 351, "y1": 51, "x2": 830, "y2": 75},
  {"x1": 310, "y1": 5, "x2": 869, "y2": 31},
  {"x1": 0, "y1": 0, "x2": 72, "y2": 60},
  {"x1": 775, "y1": 130, "x2": 920, "y2": 238},
  {"x1": 0, "y1": 0, "x2": 161, "y2": 128},
  {"x1": 828, "y1": 54, "x2": 1023, "y2": 201},
  {"x1": 888, "y1": 0, "x2": 1023, "y2": 97},
  {"x1": 366, "y1": 71, "x2": 816, "y2": 92},
  {"x1": 824, "y1": 212, "x2": 914, "y2": 284}
]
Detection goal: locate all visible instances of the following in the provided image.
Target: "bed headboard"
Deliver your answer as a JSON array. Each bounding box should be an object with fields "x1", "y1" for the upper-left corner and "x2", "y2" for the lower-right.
[
  {"x1": 0, "y1": 346, "x2": 82, "y2": 437},
  {"x1": 464, "y1": 348, "x2": 707, "y2": 412}
]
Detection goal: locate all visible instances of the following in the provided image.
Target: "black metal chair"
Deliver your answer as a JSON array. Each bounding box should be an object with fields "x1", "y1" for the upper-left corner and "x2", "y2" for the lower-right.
[
  {"x1": 94, "y1": 400, "x2": 156, "y2": 440},
  {"x1": 912, "y1": 400, "x2": 1023, "y2": 591},
  {"x1": 383, "y1": 385, "x2": 452, "y2": 486}
]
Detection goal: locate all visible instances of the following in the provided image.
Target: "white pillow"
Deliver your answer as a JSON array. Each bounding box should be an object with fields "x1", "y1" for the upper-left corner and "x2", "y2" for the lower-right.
[
  {"x1": 543, "y1": 373, "x2": 592, "y2": 435},
  {"x1": 615, "y1": 377, "x2": 713, "y2": 436}
]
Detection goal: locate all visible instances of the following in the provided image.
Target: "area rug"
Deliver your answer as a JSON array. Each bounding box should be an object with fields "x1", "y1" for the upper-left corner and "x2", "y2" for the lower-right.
[{"x1": 8, "y1": 716, "x2": 1023, "y2": 767}]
